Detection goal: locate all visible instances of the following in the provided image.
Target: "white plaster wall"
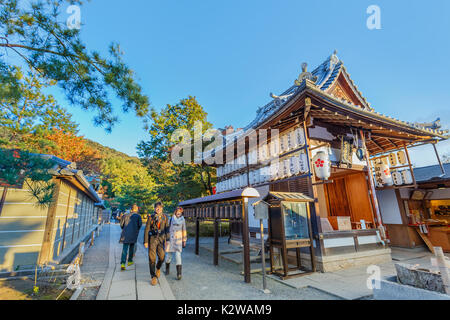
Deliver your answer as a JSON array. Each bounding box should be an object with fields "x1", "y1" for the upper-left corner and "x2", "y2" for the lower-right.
[{"x1": 376, "y1": 189, "x2": 403, "y2": 224}]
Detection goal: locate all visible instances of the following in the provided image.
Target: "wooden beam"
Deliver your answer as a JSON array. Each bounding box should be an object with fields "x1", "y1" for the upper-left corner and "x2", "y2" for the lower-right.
[
  {"x1": 39, "y1": 178, "x2": 62, "y2": 265},
  {"x1": 195, "y1": 217, "x2": 200, "y2": 255},
  {"x1": 306, "y1": 203, "x2": 317, "y2": 272},
  {"x1": 242, "y1": 197, "x2": 251, "y2": 283},
  {"x1": 403, "y1": 143, "x2": 417, "y2": 188},
  {"x1": 387, "y1": 138, "x2": 399, "y2": 148},
  {"x1": 61, "y1": 186, "x2": 72, "y2": 252},
  {"x1": 0, "y1": 186, "x2": 8, "y2": 216},
  {"x1": 360, "y1": 130, "x2": 385, "y2": 231},
  {"x1": 432, "y1": 143, "x2": 446, "y2": 176},
  {"x1": 303, "y1": 120, "x2": 323, "y2": 236},
  {"x1": 213, "y1": 217, "x2": 219, "y2": 266},
  {"x1": 369, "y1": 138, "x2": 385, "y2": 152}
]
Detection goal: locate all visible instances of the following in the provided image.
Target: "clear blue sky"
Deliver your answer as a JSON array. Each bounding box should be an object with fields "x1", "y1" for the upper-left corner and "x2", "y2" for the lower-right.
[{"x1": 56, "y1": 0, "x2": 450, "y2": 166}]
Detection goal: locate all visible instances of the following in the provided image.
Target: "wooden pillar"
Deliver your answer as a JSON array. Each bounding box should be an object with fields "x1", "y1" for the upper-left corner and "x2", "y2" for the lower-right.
[
  {"x1": 302, "y1": 119, "x2": 323, "y2": 236},
  {"x1": 38, "y1": 178, "x2": 62, "y2": 265},
  {"x1": 432, "y1": 143, "x2": 446, "y2": 176},
  {"x1": 213, "y1": 218, "x2": 219, "y2": 266},
  {"x1": 195, "y1": 217, "x2": 200, "y2": 255},
  {"x1": 0, "y1": 186, "x2": 8, "y2": 216},
  {"x1": 306, "y1": 202, "x2": 317, "y2": 272},
  {"x1": 242, "y1": 197, "x2": 251, "y2": 283},
  {"x1": 360, "y1": 130, "x2": 385, "y2": 231},
  {"x1": 403, "y1": 143, "x2": 417, "y2": 187},
  {"x1": 61, "y1": 186, "x2": 72, "y2": 252}
]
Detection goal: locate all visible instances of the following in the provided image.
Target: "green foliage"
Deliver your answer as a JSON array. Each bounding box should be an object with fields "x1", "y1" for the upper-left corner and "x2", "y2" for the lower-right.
[
  {"x1": 0, "y1": 0, "x2": 150, "y2": 131},
  {"x1": 0, "y1": 69, "x2": 80, "y2": 206},
  {"x1": 0, "y1": 149, "x2": 56, "y2": 207},
  {"x1": 137, "y1": 96, "x2": 216, "y2": 211},
  {"x1": 0, "y1": 69, "x2": 78, "y2": 151},
  {"x1": 100, "y1": 156, "x2": 156, "y2": 214}
]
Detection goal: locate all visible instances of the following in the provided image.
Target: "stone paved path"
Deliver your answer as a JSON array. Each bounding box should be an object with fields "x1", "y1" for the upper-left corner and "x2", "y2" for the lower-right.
[
  {"x1": 268, "y1": 246, "x2": 448, "y2": 300},
  {"x1": 96, "y1": 224, "x2": 174, "y2": 300}
]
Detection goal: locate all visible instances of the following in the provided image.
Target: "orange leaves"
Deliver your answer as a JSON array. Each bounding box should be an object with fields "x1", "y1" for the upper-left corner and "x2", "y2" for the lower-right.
[{"x1": 39, "y1": 129, "x2": 102, "y2": 174}]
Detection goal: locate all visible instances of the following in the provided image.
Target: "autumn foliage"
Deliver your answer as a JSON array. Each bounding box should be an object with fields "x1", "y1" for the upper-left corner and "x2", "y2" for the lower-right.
[{"x1": 40, "y1": 129, "x2": 102, "y2": 175}]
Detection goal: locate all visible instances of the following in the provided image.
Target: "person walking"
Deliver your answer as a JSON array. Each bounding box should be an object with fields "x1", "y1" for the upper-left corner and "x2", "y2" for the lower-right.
[
  {"x1": 165, "y1": 207, "x2": 187, "y2": 280},
  {"x1": 144, "y1": 201, "x2": 170, "y2": 286},
  {"x1": 119, "y1": 205, "x2": 142, "y2": 270}
]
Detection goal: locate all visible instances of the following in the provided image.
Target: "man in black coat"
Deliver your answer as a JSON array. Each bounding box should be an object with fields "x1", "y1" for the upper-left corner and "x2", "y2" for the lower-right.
[
  {"x1": 144, "y1": 201, "x2": 170, "y2": 286},
  {"x1": 120, "y1": 204, "x2": 142, "y2": 270}
]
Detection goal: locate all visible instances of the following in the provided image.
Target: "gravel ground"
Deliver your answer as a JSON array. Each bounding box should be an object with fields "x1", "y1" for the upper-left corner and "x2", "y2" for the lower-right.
[
  {"x1": 77, "y1": 223, "x2": 111, "y2": 300},
  {"x1": 161, "y1": 238, "x2": 340, "y2": 300}
]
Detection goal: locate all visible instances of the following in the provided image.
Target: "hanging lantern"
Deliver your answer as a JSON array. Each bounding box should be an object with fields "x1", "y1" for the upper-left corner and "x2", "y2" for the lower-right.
[
  {"x1": 379, "y1": 163, "x2": 393, "y2": 186},
  {"x1": 289, "y1": 156, "x2": 297, "y2": 175},
  {"x1": 278, "y1": 160, "x2": 286, "y2": 179},
  {"x1": 401, "y1": 170, "x2": 413, "y2": 185},
  {"x1": 392, "y1": 170, "x2": 403, "y2": 185},
  {"x1": 280, "y1": 134, "x2": 288, "y2": 153},
  {"x1": 298, "y1": 152, "x2": 308, "y2": 173},
  {"x1": 284, "y1": 158, "x2": 291, "y2": 177},
  {"x1": 397, "y1": 151, "x2": 407, "y2": 164},
  {"x1": 270, "y1": 138, "x2": 280, "y2": 157},
  {"x1": 289, "y1": 130, "x2": 297, "y2": 149},
  {"x1": 312, "y1": 151, "x2": 331, "y2": 180},
  {"x1": 388, "y1": 153, "x2": 397, "y2": 166},
  {"x1": 269, "y1": 160, "x2": 278, "y2": 180},
  {"x1": 295, "y1": 127, "x2": 305, "y2": 146}
]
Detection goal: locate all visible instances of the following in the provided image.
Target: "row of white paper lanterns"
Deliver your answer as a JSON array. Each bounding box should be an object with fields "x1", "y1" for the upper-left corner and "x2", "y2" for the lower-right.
[
  {"x1": 216, "y1": 152, "x2": 310, "y2": 193},
  {"x1": 374, "y1": 162, "x2": 413, "y2": 187},
  {"x1": 217, "y1": 127, "x2": 306, "y2": 177}
]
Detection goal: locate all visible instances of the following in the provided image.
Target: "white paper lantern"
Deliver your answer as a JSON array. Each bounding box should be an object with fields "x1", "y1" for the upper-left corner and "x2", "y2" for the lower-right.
[
  {"x1": 289, "y1": 130, "x2": 297, "y2": 149},
  {"x1": 401, "y1": 170, "x2": 413, "y2": 185},
  {"x1": 312, "y1": 151, "x2": 331, "y2": 180},
  {"x1": 392, "y1": 170, "x2": 403, "y2": 185},
  {"x1": 389, "y1": 153, "x2": 397, "y2": 167},
  {"x1": 263, "y1": 166, "x2": 270, "y2": 182},
  {"x1": 397, "y1": 151, "x2": 407, "y2": 165},
  {"x1": 269, "y1": 161, "x2": 278, "y2": 180},
  {"x1": 291, "y1": 155, "x2": 300, "y2": 175},
  {"x1": 278, "y1": 162, "x2": 284, "y2": 179},
  {"x1": 284, "y1": 158, "x2": 291, "y2": 177},
  {"x1": 298, "y1": 152, "x2": 308, "y2": 173},
  {"x1": 289, "y1": 156, "x2": 297, "y2": 175},
  {"x1": 295, "y1": 127, "x2": 305, "y2": 146},
  {"x1": 379, "y1": 163, "x2": 393, "y2": 186},
  {"x1": 281, "y1": 134, "x2": 289, "y2": 153},
  {"x1": 269, "y1": 137, "x2": 280, "y2": 157}
]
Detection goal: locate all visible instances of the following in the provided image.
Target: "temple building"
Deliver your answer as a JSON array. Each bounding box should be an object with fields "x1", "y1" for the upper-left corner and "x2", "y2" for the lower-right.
[{"x1": 179, "y1": 51, "x2": 448, "y2": 282}]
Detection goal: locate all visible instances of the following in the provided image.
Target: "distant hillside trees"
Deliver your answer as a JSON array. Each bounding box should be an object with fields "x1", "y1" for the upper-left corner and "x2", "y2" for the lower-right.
[{"x1": 138, "y1": 96, "x2": 216, "y2": 212}]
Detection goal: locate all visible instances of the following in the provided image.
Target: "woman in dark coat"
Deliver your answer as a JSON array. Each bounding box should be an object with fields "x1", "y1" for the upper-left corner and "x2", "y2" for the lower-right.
[{"x1": 120, "y1": 204, "x2": 142, "y2": 270}]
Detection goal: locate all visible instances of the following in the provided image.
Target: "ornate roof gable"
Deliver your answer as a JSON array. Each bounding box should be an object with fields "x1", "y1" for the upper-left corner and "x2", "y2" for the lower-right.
[
  {"x1": 245, "y1": 51, "x2": 373, "y2": 130},
  {"x1": 311, "y1": 51, "x2": 372, "y2": 111}
]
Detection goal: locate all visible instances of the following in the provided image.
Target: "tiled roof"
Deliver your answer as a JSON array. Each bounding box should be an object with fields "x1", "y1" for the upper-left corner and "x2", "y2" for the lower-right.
[
  {"x1": 244, "y1": 51, "x2": 447, "y2": 137},
  {"x1": 413, "y1": 163, "x2": 450, "y2": 182}
]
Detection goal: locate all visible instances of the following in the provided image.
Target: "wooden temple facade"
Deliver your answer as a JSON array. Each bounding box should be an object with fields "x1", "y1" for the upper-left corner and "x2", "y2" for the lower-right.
[{"x1": 179, "y1": 52, "x2": 448, "y2": 282}]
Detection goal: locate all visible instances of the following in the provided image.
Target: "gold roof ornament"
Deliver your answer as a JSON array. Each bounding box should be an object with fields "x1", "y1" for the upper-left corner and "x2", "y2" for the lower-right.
[{"x1": 294, "y1": 62, "x2": 318, "y2": 86}]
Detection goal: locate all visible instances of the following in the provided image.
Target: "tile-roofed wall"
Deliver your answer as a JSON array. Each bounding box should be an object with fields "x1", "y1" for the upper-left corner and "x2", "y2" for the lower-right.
[{"x1": 413, "y1": 163, "x2": 450, "y2": 182}]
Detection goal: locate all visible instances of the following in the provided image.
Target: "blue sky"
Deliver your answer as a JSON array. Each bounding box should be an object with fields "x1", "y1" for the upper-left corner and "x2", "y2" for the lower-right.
[{"x1": 56, "y1": 0, "x2": 450, "y2": 166}]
